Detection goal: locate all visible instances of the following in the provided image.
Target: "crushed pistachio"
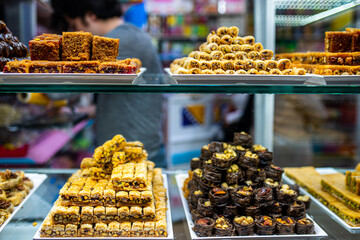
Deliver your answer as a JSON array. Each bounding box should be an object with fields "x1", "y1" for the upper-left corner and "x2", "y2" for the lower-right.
[{"x1": 244, "y1": 151, "x2": 258, "y2": 159}]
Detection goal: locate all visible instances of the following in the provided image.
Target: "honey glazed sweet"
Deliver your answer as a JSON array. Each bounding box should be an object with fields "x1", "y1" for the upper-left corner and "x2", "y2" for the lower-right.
[{"x1": 170, "y1": 26, "x2": 305, "y2": 75}]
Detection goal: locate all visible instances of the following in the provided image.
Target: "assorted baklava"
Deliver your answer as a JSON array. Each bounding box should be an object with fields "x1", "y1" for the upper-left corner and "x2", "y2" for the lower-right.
[
  {"x1": 0, "y1": 169, "x2": 33, "y2": 226},
  {"x1": 275, "y1": 28, "x2": 360, "y2": 75},
  {"x1": 170, "y1": 26, "x2": 304, "y2": 75},
  {"x1": 285, "y1": 166, "x2": 360, "y2": 226},
  {"x1": 183, "y1": 132, "x2": 315, "y2": 237},
  {"x1": 40, "y1": 134, "x2": 168, "y2": 238},
  {"x1": 3, "y1": 31, "x2": 141, "y2": 74}
]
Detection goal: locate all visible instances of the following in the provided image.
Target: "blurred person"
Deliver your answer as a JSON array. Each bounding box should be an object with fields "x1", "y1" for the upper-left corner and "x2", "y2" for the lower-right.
[
  {"x1": 50, "y1": 0, "x2": 166, "y2": 167},
  {"x1": 274, "y1": 94, "x2": 327, "y2": 167}
]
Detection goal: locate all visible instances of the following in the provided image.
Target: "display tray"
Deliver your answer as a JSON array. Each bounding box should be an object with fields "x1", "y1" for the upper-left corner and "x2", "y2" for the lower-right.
[
  {"x1": 33, "y1": 174, "x2": 173, "y2": 240},
  {"x1": 165, "y1": 68, "x2": 326, "y2": 85},
  {"x1": 175, "y1": 174, "x2": 327, "y2": 240},
  {"x1": 282, "y1": 167, "x2": 360, "y2": 234},
  {"x1": 0, "y1": 173, "x2": 48, "y2": 232},
  {"x1": 0, "y1": 68, "x2": 146, "y2": 85},
  {"x1": 323, "y1": 75, "x2": 360, "y2": 85}
]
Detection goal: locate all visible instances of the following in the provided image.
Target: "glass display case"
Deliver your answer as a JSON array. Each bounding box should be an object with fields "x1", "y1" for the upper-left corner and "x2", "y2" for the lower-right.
[{"x1": 2, "y1": 1, "x2": 360, "y2": 240}]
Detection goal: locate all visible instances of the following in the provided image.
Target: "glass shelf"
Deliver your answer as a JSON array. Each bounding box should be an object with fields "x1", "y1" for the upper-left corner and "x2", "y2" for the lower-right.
[
  {"x1": 0, "y1": 168, "x2": 358, "y2": 240},
  {"x1": 3, "y1": 84, "x2": 360, "y2": 94},
  {"x1": 1, "y1": 73, "x2": 360, "y2": 94}
]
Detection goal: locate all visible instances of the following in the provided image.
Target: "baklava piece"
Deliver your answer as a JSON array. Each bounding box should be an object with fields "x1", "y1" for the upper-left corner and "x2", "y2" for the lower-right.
[
  {"x1": 3, "y1": 60, "x2": 31, "y2": 73},
  {"x1": 29, "y1": 61, "x2": 63, "y2": 73},
  {"x1": 325, "y1": 31, "x2": 352, "y2": 52},
  {"x1": 98, "y1": 61, "x2": 137, "y2": 74},
  {"x1": 233, "y1": 216, "x2": 255, "y2": 236},
  {"x1": 78, "y1": 223, "x2": 94, "y2": 237},
  {"x1": 29, "y1": 34, "x2": 61, "y2": 61},
  {"x1": 62, "y1": 61, "x2": 99, "y2": 73},
  {"x1": 61, "y1": 31, "x2": 93, "y2": 61},
  {"x1": 91, "y1": 35, "x2": 119, "y2": 61}
]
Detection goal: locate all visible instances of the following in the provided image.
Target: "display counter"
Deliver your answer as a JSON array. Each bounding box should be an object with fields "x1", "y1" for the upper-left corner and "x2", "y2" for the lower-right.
[{"x1": 0, "y1": 169, "x2": 357, "y2": 240}]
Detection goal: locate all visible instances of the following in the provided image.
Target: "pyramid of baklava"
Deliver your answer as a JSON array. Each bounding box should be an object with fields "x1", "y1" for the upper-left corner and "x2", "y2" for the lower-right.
[
  {"x1": 40, "y1": 134, "x2": 168, "y2": 238},
  {"x1": 170, "y1": 26, "x2": 305, "y2": 75}
]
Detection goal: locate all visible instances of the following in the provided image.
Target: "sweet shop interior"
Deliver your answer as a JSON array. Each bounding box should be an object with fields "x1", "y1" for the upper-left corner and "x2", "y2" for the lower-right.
[{"x1": 1, "y1": 0, "x2": 360, "y2": 240}]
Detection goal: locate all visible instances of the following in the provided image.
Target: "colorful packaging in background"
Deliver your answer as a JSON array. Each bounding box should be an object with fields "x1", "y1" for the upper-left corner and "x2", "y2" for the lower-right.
[{"x1": 145, "y1": 0, "x2": 193, "y2": 15}]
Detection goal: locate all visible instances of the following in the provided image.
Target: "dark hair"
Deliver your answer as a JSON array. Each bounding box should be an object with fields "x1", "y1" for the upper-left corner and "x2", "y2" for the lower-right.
[{"x1": 50, "y1": 0, "x2": 122, "y2": 32}]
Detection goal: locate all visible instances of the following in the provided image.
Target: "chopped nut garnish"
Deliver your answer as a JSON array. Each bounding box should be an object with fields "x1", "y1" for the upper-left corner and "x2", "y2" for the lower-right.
[
  {"x1": 194, "y1": 168, "x2": 202, "y2": 177},
  {"x1": 234, "y1": 216, "x2": 253, "y2": 225},
  {"x1": 215, "y1": 149, "x2": 236, "y2": 160},
  {"x1": 213, "y1": 188, "x2": 226, "y2": 195},
  {"x1": 253, "y1": 144, "x2": 266, "y2": 152},
  {"x1": 194, "y1": 190, "x2": 203, "y2": 195},
  {"x1": 244, "y1": 151, "x2": 258, "y2": 159},
  {"x1": 298, "y1": 195, "x2": 310, "y2": 201},
  {"x1": 228, "y1": 164, "x2": 239, "y2": 173},
  {"x1": 265, "y1": 178, "x2": 279, "y2": 187},
  {"x1": 197, "y1": 218, "x2": 210, "y2": 225}
]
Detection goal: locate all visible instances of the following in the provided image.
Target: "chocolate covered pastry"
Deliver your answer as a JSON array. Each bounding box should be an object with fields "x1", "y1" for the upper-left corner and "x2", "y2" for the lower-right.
[
  {"x1": 230, "y1": 186, "x2": 253, "y2": 207},
  {"x1": 276, "y1": 216, "x2": 295, "y2": 235},
  {"x1": 296, "y1": 218, "x2": 315, "y2": 234},
  {"x1": 214, "y1": 216, "x2": 234, "y2": 236},
  {"x1": 194, "y1": 217, "x2": 215, "y2": 237},
  {"x1": 265, "y1": 164, "x2": 284, "y2": 182},
  {"x1": 209, "y1": 187, "x2": 230, "y2": 207},
  {"x1": 255, "y1": 216, "x2": 276, "y2": 235},
  {"x1": 233, "y1": 216, "x2": 255, "y2": 236}
]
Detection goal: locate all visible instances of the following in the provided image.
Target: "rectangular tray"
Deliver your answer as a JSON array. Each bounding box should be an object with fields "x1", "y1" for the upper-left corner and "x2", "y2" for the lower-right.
[
  {"x1": 33, "y1": 174, "x2": 173, "y2": 240},
  {"x1": 0, "y1": 173, "x2": 48, "y2": 232},
  {"x1": 165, "y1": 68, "x2": 326, "y2": 85},
  {"x1": 322, "y1": 75, "x2": 360, "y2": 85},
  {"x1": 175, "y1": 173, "x2": 328, "y2": 240},
  {"x1": 282, "y1": 167, "x2": 360, "y2": 234},
  {"x1": 0, "y1": 68, "x2": 146, "y2": 85}
]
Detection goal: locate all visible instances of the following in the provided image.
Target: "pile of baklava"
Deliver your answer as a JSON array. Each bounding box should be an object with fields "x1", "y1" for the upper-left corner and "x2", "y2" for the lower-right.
[
  {"x1": 183, "y1": 132, "x2": 315, "y2": 236},
  {"x1": 170, "y1": 26, "x2": 305, "y2": 75},
  {"x1": 40, "y1": 135, "x2": 167, "y2": 238},
  {"x1": 0, "y1": 170, "x2": 33, "y2": 226}
]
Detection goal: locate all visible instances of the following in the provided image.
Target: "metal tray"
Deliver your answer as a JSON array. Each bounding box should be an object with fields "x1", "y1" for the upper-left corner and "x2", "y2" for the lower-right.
[
  {"x1": 322, "y1": 75, "x2": 360, "y2": 85},
  {"x1": 282, "y1": 167, "x2": 360, "y2": 234},
  {"x1": 0, "y1": 68, "x2": 146, "y2": 85},
  {"x1": 175, "y1": 173, "x2": 328, "y2": 240},
  {"x1": 0, "y1": 173, "x2": 48, "y2": 232},
  {"x1": 165, "y1": 68, "x2": 326, "y2": 85},
  {"x1": 33, "y1": 174, "x2": 173, "y2": 240}
]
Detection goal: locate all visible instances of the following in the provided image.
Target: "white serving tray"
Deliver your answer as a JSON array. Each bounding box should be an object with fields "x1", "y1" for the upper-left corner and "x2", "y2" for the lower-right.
[
  {"x1": 175, "y1": 173, "x2": 328, "y2": 240},
  {"x1": 33, "y1": 174, "x2": 173, "y2": 240},
  {"x1": 282, "y1": 167, "x2": 360, "y2": 234},
  {"x1": 0, "y1": 173, "x2": 48, "y2": 232},
  {"x1": 165, "y1": 68, "x2": 326, "y2": 85},
  {"x1": 0, "y1": 68, "x2": 146, "y2": 85}
]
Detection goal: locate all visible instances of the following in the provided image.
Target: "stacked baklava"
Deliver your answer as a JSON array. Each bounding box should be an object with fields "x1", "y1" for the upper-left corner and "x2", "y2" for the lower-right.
[
  {"x1": 276, "y1": 28, "x2": 360, "y2": 75},
  {"x1": 40, "y1": 134, "x2": 167, "y2": 238},
  {"x1": 170, "y1": 26, "x2": 305, "y2": 75},
  {"x1": 183, "y1": 132, "x2": 315, "y2": 237},
  {"x1": 3, "y1": 31, "x2": 141, "y2": 74},
  {"x1": 0, "y1": 169, "x2": 33, "y2": 226}
]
